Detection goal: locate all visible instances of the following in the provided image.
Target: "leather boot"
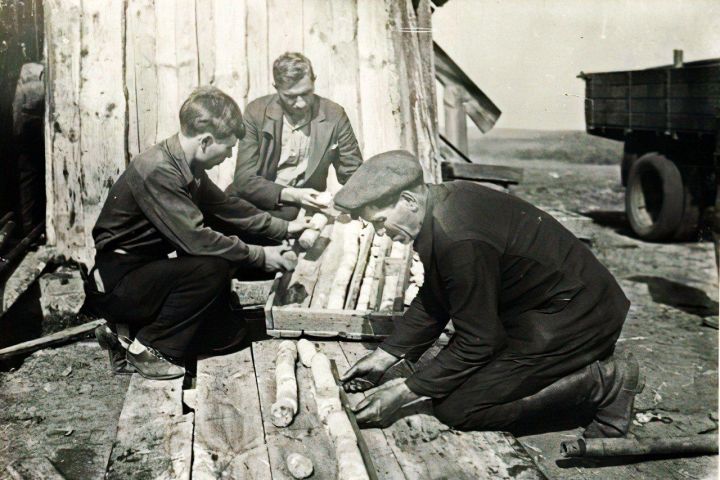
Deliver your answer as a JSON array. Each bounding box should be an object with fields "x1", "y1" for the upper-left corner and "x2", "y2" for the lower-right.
[
  {"x1": 584, "y1": 351, "x2": 645, "y2": 438},
  {"x1": 512, "y1": 352, "x2": 643, "y2": 438},
  {"x1": 95, "y1": 324, "x2": 134, "y2": 375}
]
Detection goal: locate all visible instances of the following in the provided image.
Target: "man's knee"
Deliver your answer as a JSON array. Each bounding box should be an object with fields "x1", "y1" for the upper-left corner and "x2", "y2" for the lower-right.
[
  {"x1": 434, "y1": 398, "x2": 514, "y2": 431},
  {"x1": 188, "y1": 256, "x2": 232, "y2": 292},
  {"x1": 433, "y1": 399, "x2": 469, "y2": 430}
]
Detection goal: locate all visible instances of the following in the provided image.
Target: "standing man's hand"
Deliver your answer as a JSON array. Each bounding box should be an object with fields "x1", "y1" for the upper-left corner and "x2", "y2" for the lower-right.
[
  {"x1": 262, "y1": 245, "x2": 298, "y2": 272},
  {"x1": 281, "y1": 187, "x2": 333, "y2": 210},
  {"x1": 353, "y1": 379, "x2": 421, "y2": 428},
  {"x1": 341, "y1": 347, "x2": 400, "y2": 392}
]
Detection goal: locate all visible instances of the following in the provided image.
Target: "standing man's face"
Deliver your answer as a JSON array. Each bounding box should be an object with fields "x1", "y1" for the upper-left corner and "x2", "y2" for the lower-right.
[{"x1": 275, "y1": 74, "x2": 315, "y2": 122}]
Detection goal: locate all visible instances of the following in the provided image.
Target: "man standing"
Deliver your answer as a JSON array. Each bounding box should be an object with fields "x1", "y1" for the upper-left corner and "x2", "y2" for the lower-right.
[
  {"x1": 84, "y1": 87, "x2": 308, "y2": 380},
  {"x1": 336, "y1": 151, "x2": 643, "y2": 438},
  {"x1": 226, "y1": 52, "x2": 363, "y2": 220}
]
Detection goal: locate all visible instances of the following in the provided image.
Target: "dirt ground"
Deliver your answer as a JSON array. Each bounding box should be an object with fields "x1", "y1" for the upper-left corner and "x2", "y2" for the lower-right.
[{"x1": 0, "y1": 157, "x2": 717, "y2": 479}]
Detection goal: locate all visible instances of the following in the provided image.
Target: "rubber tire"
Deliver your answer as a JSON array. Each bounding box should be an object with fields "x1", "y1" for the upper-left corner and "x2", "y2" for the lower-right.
[
  {"x1": 625, "y1": 153, "x2": 698, "y2": 241},
  {"x1": 620, "y1": 153, "x2": 637, "y2": 187}
]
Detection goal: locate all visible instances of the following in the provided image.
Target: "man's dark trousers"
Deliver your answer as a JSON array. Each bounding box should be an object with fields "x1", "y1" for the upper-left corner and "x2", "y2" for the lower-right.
[{"x1": 84, "y1": 251, "x2": 246, "y2": 359}]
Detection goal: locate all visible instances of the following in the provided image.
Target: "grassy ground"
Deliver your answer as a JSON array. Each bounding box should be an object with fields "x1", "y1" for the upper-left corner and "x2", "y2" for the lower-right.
[{"x1": 468, "y1": 128, "x2": 624, "y2": 165}]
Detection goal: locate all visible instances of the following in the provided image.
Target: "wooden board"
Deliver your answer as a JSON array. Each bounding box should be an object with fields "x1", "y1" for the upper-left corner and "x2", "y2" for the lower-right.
[
  {"x1": 252, "y1": 341, "x2": 339, "y2": 479},
  {"x1": 0, "y1": 246, "x2": 53, "y2": 316},
  {"x1": 0, "y1": 319, "x2": 105, "y2": 361},
  {"x1": 441, "y1": 162, "x2": 524, "y2": 185},
  {"x1": 338, "y1": 342, "x2": 547, "y2": 480},
  {"x1": 315, "y1": 342, "x2": 407, "y2": 479},
  {"x1": 106, "y1": 375, "x2": 193, "y2": 480},
  {"x1": 192, "y1": 349, "x2": 272, "y2": 480},
  {"x1": 271, "y1": 307, "x2": 399, "y2": 338}
]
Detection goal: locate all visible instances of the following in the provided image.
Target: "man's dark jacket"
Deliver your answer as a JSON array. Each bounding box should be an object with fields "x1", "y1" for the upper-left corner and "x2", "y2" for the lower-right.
[
  {"x1": 381, "y1": 181, "x2": 630, "y2": 402},
  {"x1": 225, "y1": 94, "x2": 362, "y2": 219}
]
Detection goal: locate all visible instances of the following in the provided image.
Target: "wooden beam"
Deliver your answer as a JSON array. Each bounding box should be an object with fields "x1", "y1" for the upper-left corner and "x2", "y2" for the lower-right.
[
  {"x1": 0, "y1": 319, "x2": 104, "y2": 361},
  {"x1": 192, "y1": 349, "x2": 272, "y2": 479},
  {"x1": 441, "y1": 161, "x2": 524, "y2": 185},
  {"x1": 443, "y1": 83, "x2": 469, "y2": 155},
  {"x1": 106, "y1": 375, "x2": 193, "y2": 480}
]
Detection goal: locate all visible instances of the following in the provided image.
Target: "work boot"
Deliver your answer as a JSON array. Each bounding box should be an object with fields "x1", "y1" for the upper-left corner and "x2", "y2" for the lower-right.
[
  {"x1": 95, "y1": 324, "x2": 134, "y2": 375},
  {"x1": 584, "y1": 351, "x2": 645, "y2": 438},
  {"x1": 510, "y1": 352, "x2": 643, "y2": 438},
  {"x1": 126, "y1": 339, "x2": 185, "y2": 380}
]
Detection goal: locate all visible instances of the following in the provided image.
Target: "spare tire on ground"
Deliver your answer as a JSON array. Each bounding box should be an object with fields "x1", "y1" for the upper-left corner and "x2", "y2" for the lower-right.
[{"x1": 625, "y1": 153, "x2": 700, "y2": 241}]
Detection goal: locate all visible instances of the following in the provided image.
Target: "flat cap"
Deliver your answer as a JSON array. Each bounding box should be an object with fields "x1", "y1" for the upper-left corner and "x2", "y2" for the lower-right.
[{"x1": 334, "y1": 150, "x2": 423, "y2": 212}]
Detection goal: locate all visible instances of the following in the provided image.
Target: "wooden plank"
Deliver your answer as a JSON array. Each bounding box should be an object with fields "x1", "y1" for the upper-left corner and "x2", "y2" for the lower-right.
[
  {"x1": 106, "y1": 376, "x2": 193, "y2": 480},
  {"x1": 6, "y1": 457, "x2": 65, "y2": 480},
  {"x1": 252, "y1": 340, "x2": 339, "y2": 479},
  {"x1": 200, "y1": 0, "x2": 248, "y2": 189},
  {"x1": 328, "y1": 0, "x2": 363, "y2": 148},
  {"x1": 245, "y1": 0, "x2": 269, "y2": 102},
  {"x1": 126, "y1": 0, "x2": 158, "y2": 157},
  {"x1": 0, "y1": 246, "x2": 53, "y2": 316},
  {"x1": 267, "y1": 0, "x2": 304, "y2": 80},
  {"x1": 0, "y1": 319, "x2": 105, "y2": 361},
  {"x1": 271, "y1": 307, "x2": 399, "y2": 337},
  {"x1": 192, "y1": 349, "x2": 272, "y2": 480},
  {"x1": 303, "y1": 0, "x2": 333, "y2": 98},
  {"x1": 44, "y1": 0, "x2": 85, "y2": 255},
  {"x1": 357, "y1": 0, "x2": 404, "y2": 158},
  {"x1": 345, "y1": 225, "x2": 375, "y2": 310},
  {"x1": 79, "y1": 0, "x2": 127, "y2": 261},
  {"x1": 339, "y1": 342, "x2": 547, "y2": 480},
  {"x1": 441, "y1": 162, "x2": 524, "y2": 185},
  {"x1": 318, "y1": 341, "x2": 407, "y2": 480}
]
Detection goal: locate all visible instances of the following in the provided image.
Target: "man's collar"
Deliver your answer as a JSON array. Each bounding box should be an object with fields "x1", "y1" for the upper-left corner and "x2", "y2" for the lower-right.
[
  {"x1": 166, "y1": 134, "x2": 195, "y2": 184},
  {"x1": 414, "y1": 184, "x2": 446, "y2": 266}
]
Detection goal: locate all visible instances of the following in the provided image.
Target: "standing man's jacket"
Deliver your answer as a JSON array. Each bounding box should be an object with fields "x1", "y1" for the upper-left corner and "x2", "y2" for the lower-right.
[
  {"x1": 381, "y1": 181, "x2": 630, "y2": 401},
  {"x1": 225, "y1": 94, "x2": 362, "y2": 217}
]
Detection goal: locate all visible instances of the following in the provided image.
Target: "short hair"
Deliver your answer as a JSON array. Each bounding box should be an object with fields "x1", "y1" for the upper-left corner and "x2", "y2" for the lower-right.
[
  {"x1": 179, "y1": 86, "x2": 245, "y2": 140},
  {"x1": 272, "y1": 52, "x2": 316, "y2": 89}
]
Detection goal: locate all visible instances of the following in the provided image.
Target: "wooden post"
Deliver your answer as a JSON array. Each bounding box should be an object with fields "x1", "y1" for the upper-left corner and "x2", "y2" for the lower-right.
[{"x1": 443, "y1": 83, "x2": 468, "y2": 156}]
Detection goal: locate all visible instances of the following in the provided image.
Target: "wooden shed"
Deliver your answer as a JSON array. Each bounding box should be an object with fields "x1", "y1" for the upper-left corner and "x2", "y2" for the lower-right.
[{"x1": 43, "y1": 0, "x2": 440, "y2": 264}]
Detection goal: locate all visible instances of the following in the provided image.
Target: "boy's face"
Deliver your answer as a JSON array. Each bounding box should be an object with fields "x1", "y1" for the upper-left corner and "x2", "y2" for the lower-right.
[{"x1": 194, "y1": 134, "x2": 237, "y2": 170}]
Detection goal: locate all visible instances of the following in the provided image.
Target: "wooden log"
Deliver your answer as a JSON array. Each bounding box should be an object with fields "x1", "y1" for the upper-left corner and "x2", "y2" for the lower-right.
[
  {"x1": 6, "y1": 457, "x2": 65, "y2": 480},
  {"x1": 338, "y1": 342, "x2": 547, "y2": 480},
  {"x1": 79, "y1": 0, "x2": 127, "y2": 259},
  {"x1": 44, "y1": 0, "x2": 85, "y2": 255},
  {"x1": 125, "y1": 0, "x2": 158, "y2": 157},
  {"x1": 298, "y1": 213, "x2": 329, "y2": 250},
  {"x1": 326, "y1": 219, "x2": 363, "y2": 309},
  {"x1": 356, "y1": 234, "x2": 392, "y2": 311},
  {"x1": 106, "y1": 375, "x2": 193, "y2": 480},
  {"x1": 279, "y1": 223, "x2": 334, "y2": 307},
  {"x1": 252, "y1": 341, "x2": 339, "y2": 479},
  {"x1": 0, "y1": 319, "x2": 105, "y2": 361},
  {"x1": 192, "y1": 349, "x2": 272, "y2": 479},
  {"x1": 344, "y1": 225, "x2": 375, "y2": 310},
  {"x1": 310, "y1": 218, "x2": 353, "y2": 309}
]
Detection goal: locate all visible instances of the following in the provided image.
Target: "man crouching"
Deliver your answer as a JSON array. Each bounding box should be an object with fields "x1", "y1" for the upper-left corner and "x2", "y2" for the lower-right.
[
  {"x1": 83, "y1": 86, "x2": 309, "y2": 380},
  {"x1": 337, "y1": 150, "x2": 643, "y2": 438}
]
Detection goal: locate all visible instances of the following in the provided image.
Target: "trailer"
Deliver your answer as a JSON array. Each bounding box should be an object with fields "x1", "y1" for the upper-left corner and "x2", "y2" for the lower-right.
[{"x1": 579, "y1": 51, "x2": 719, "y2": 241}]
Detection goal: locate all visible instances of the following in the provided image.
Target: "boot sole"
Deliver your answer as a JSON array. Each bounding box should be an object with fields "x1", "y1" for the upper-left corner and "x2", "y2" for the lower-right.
[{"x1": 131, "y1": 368, "x2": 185, "y2": 381}]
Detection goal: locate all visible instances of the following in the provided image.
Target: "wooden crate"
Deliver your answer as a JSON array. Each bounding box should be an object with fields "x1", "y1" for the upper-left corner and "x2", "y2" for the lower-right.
[{"x1": 265, "y1": 217, "x2": 414, "y2": 340}]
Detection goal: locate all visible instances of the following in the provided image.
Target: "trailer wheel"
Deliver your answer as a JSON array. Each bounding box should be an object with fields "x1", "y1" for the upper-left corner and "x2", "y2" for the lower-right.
[{"x1": 625, "y1": 153, "x2": 699, "y2": 241}]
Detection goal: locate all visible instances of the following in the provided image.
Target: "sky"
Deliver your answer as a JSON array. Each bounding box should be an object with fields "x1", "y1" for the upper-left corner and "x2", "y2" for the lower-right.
[{"x1": 432, "y1": 0, "x2": 720, "y2": 131}]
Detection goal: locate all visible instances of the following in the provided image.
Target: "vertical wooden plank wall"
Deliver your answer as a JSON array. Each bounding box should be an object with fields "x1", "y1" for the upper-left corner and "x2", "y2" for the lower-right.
[{"x1": 46, "y1": 0, "x2": 438, "y2": 263}]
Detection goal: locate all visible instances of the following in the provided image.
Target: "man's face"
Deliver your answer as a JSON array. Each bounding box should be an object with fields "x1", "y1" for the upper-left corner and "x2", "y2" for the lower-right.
[
  {"x1": 275, "y1": 74, "x2": 315, "y2": 121},
  {"x1": 194, "y1": 134, "x2": 237, "y2": 170},
  {"x1": 360, "y1": 193, "x2": 423, "y2": 244}
]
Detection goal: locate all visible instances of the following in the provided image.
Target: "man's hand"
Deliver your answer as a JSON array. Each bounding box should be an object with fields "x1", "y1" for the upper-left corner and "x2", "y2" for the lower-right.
[
  {"x1": 262, "y1": 245, "x2": 298, "y2": 272},
  {"x1": 287, "y1": 216, "x2": 313, "y2": 237},
  {"x1": 281, "y1": 187, "x2": 333, "y2": 209},
  {"x1": 353, "y1": 379, "x2": 421, "y2": 428},
  {"x1": 341, "y1": 347, "x2": 400, "y2": 392}
]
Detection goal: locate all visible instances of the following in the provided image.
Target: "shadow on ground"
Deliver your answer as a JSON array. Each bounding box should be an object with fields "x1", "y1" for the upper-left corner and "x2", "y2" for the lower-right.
[{"x1": 628, "y1": 275, "x2": 719, "y2": 318}]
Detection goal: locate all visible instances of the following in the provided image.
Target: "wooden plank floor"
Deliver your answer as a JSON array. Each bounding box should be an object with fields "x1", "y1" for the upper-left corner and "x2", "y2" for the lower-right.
[{"x1": 108, "y1": 340, "x2": 546, "y2": 479}]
